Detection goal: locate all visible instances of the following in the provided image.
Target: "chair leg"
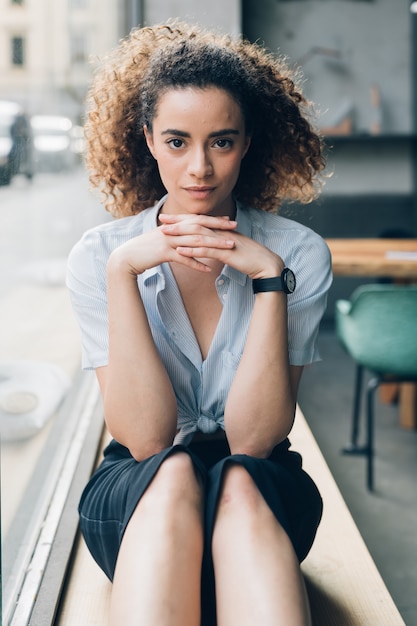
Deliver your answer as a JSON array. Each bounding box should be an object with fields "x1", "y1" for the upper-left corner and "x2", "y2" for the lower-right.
[
  {"x1": 342, "y1": 364, "x2": 366, "y2": 455},
  {"x1": 366, "y1": 376, "x2": 380, "y2": 491}
]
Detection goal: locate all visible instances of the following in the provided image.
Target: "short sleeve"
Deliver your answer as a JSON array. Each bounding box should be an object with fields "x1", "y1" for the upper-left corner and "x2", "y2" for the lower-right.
[
  {"x1": 66, "y1": 233, "x2": 110, "y2": 370},
  {"x1": 286, "y1": 231, "x2": 332, "y2": 365}
]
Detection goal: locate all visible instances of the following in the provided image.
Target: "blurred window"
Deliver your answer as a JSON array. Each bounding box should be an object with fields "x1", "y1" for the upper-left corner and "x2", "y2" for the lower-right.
[
  {"x1": 11, "y1": 36, "x2": 25, "y2": 66},
  {"x1": 70, "y1": 0, "x2": 88, "y2": 7}
]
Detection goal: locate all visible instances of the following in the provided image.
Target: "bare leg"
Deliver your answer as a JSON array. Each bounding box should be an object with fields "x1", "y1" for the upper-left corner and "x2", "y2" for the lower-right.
[
  {"x1": 212, "y1": 464, "x2": 311, "y2": 626},
  {"x1": 110, "y1": 452, "x2": 204, "y2": 626}
]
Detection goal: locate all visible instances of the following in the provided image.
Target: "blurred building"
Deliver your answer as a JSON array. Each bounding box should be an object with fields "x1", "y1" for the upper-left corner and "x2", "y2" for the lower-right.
[
  {"x1": 0, "y1": 0, "x2": 240, "y2": 121},
  {"x1": 0, "y1": 0, "x2": 121, "y2": 120}
]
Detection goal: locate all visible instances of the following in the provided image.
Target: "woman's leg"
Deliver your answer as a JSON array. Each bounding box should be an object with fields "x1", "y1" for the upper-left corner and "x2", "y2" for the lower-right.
[
  {"x1": 212, "y1": 463, "x2": 311, "y2": 626},
  {"x1": 110, "y1": 452, "x2": 204, "y2": 626}
]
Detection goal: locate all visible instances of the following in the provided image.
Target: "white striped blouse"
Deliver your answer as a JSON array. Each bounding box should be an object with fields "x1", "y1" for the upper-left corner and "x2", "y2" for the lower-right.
[{"x1": 66, "y1": 196, "x2": 332, "y2": 444}]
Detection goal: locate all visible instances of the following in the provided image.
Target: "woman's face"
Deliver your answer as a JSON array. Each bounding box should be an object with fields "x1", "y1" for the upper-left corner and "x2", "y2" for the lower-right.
[{"x1": 144, "y1": 86, "x2": 251, "y2": 218}]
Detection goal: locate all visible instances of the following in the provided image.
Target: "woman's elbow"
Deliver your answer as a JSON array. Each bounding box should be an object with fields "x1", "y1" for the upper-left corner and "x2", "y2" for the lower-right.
[{"x1": 106, "y1": 421, "x2": 171, "y2": 461}]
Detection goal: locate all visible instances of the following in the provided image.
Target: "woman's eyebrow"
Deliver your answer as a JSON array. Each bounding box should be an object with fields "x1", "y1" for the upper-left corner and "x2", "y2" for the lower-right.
[
  {"x1": 161, "y1": 129, "x2": 190, "y2": 137},
  {"x1": 209, "y1": 129, "x2": 240, "y2": 138},
  {"x1": 160, "y1": 128, "x2": 240, "y2": 137}
]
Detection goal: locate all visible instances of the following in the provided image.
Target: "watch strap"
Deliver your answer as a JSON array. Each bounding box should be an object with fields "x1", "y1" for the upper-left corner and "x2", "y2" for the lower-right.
[{"x1": 252, "y1": 276, "x2": 285, "y2": 293}]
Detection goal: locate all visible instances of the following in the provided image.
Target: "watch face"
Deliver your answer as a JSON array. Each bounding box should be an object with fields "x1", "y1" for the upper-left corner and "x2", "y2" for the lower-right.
[{"x1": 284, "y1": 268, "x2": 296, "y2": 293}]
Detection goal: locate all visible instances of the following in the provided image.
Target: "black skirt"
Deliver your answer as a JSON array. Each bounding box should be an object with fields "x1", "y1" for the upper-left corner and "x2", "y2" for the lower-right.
[{"x1": 79, "y1": 436, "x2": 322, "y2": 625}]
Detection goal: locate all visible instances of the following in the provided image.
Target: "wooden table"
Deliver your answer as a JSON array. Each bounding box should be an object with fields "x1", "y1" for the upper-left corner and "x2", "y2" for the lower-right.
[
  {"x1": 326, "y1": 238, "x2": 417, "y2": 429},
  {"x1": 326, "y1": 238, "x2": 417, "y2": 279}
]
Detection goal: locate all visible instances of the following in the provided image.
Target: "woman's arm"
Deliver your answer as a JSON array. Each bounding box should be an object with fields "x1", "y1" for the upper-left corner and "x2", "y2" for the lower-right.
[
  {"x1": 224, "y1": 289, "x2": 303, "y2": 458},
  {"x1": 99, "y1": 255, "x2": 178, "y2": 461}
]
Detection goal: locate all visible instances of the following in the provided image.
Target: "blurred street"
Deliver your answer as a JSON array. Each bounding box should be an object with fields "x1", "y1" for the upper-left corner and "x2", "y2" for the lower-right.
[{"x1": 0, "y1": 167, "x2": 109, "y2": 299}]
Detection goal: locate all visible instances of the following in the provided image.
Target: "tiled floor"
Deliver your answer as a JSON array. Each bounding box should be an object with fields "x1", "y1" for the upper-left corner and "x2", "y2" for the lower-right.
[{"x1": 297, "y1": 324, "x2": 417, "y2": 626}]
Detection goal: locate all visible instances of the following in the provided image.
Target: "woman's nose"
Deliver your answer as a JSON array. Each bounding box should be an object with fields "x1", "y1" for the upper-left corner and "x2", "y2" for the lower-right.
[{"x1": 187, "y1": 147, "x2": 213, "y2": 178}]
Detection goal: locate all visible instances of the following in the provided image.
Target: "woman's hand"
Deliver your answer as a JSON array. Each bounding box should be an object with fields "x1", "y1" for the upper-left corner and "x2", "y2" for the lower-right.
[
  {"x1": 108, "y1": 214, "x2": 239, "y2": 277},
  {"x1": 159, "y1": 213, "x2": 285, "y2": 279}
]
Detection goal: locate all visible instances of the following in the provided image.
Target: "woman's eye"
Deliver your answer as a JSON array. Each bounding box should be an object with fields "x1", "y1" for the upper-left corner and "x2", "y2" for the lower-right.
[
  {"x1": 167, "y1": 138, "x2": 184, "y2": 149},
  {"x1": 214, "y1": 139, "x2": 232, "y2": 149}
]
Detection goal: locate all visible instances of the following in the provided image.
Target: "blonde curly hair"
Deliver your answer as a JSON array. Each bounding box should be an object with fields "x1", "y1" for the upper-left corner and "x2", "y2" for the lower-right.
[{"x1": 84, "y1": 20, "x2": 325, "y2": 217}]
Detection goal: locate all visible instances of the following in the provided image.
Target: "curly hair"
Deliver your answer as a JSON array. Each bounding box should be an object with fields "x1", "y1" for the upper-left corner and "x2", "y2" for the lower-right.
[{"x1": 84, "y1": 20, "x2": 325, "y2": 217}]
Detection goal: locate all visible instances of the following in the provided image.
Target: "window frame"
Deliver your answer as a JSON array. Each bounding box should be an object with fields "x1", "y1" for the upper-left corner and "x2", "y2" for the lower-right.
[{"x1": 2, "y1": 372, "x2": 103, "y2": 626}]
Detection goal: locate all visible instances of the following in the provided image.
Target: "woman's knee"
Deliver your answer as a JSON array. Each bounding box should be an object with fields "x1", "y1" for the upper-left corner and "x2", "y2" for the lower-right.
[
  {"x1": 216, "y1": 462, "x2": 265, "y2": 516},
  {"x1": 212, "y1": 463, "x2": 289, "y2": 550},
  {"x1": 137, "y1": 451, "x2": 204, "y2": 515}
]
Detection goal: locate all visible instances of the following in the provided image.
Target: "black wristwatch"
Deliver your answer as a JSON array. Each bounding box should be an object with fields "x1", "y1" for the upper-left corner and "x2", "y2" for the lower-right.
[{"x1": 252, "y1": 268, "x2": 296, "y2": 295}]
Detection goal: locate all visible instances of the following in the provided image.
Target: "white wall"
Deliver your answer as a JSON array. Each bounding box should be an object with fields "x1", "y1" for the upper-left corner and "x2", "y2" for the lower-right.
[
  {"x1": 143, "y1": 0, "x2": 241, "y2": 35},
  {"x1": 243, "y1": 0, "x2": 414, "y2": 197},
  {"x1": 243, "y1": 0, "x2": 411, "y2": 135}
]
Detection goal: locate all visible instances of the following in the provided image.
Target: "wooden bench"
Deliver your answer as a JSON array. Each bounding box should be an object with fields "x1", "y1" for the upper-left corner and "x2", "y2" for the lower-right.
[{"x1": 56, "y1": 407, "x2": 405, "y2": 625}]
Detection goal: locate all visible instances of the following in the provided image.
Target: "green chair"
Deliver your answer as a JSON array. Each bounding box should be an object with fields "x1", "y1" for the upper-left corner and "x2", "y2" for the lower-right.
[{"x1": 335, "y1": 284, "x2": 417, "y2": 491}]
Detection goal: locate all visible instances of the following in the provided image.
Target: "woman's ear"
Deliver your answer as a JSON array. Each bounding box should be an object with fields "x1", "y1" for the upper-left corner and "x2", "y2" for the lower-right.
[{"x1": 143, "y1": 125, "x2": 156, "y2": 159}]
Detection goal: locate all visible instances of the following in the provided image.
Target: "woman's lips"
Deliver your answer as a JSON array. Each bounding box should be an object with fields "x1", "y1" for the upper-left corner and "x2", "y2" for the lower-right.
[{"x1": 184, "y1": 186, "x2": 215, "y2": 198}]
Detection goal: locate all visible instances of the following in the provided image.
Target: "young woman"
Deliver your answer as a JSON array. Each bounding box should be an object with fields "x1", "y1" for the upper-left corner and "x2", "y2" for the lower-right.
[{"x1": 67, "y1": 20, "x2": 332, "y2": 626}]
